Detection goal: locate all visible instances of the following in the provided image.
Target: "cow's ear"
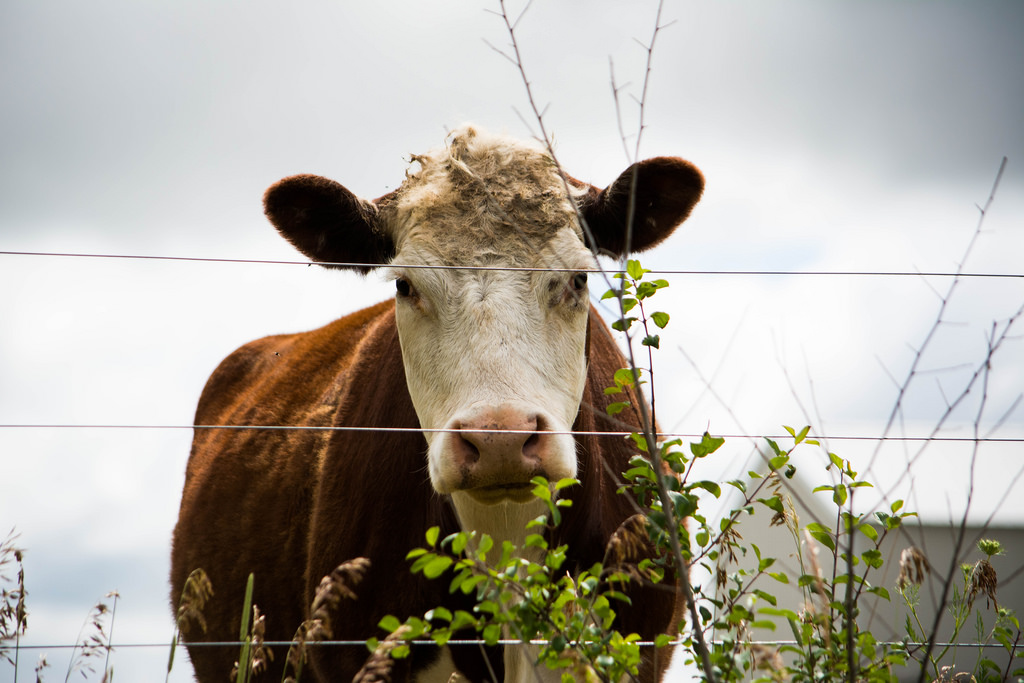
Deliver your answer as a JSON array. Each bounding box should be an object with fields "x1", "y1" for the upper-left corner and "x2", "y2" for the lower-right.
[
  {"x1": 578, "y1": 157, "x2": 704, "y2": 257},
  {"x1": 263, "y1": 174, "x2": 394, "y2": 273}
]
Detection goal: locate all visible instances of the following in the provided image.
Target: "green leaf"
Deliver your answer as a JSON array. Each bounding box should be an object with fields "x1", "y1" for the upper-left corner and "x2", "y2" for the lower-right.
[
  {"x1": 422, "y1": 556, "x2": 453, "y2": 579},
  {"x1": 476, "y1": 600, "x2": 499, "y2": 616},
  {"x1": 425, "y1": 526, "x2": 440, "y2": 547},
  {"x1": 626, "y1": 259, "x2": 649, "y2": 280},
  {"x1": 525, "y1": 534, "x2": 547, "y2": 549},
  {"x1": 788, "y1": 617, "x2": 805, "y2": 646},
  {"x1": 805, "y1": 523, "x2": 836, "y2": 552},
  {"x1": 425, "y1": 607, "x2": 452, "y2": 623},
  {"x1": 448, "y1": 568, "x2": 470, "y2": 593},
  {"x1": 867, "y1": 585, "x2": 891, "y2": 601},
  {"x1": 378, "y1": 615, "x2": 402, "y2": 633},
  {"x1": 833, "y1": 483, "x2": 848, "y2": 506},
  {"x1": 451, "y1": 533, "x2": 467, "y2": 555},
  {"x1": 651, "y1": 311, "x2": 670, "y2": 328},
  {"x1": 458, "y1": 574, "x2": 486, "y2": 595},
  {"x1": 641, "y1": 334, "x2": 660, "y2": 348},
  {"x1": 691, "y1": 432, "x2": 725, "y2": 458},
  {"x1": 861, "y1": 548, "x2": 883, "y2": 569},
  {"x1": 797, "y1": 574, "x2": 821, "y2": 588},
  {"x1": 606, "y1": 401, "x2": 630, "y2": 416},
  {"x1": 635, "y1": 281, "x2": 658, "y2": 300},
  {"x1": 629, "y1": 433, "x2": 649, "y2": 452},
  {"x1": 482, "y1": 623, "x2": 502, "y2": 646},
  {"x1": 451, "y1": 610, "x2": 476, "y2": 631},
  {"x1": 555, "y1": 477, "x2": 579, "y2": 491},
  {"x1": 614, "y1": 367, "x2": 638, "y2": 386},
  {"x1": 693, "y1": 480, "x2": 722, "y2": 497}
]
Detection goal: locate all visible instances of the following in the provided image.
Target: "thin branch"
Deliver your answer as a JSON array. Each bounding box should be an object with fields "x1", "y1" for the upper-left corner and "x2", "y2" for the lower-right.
[{"x1": 868, "y1": 157, "x2": 1008, "y2": 474}]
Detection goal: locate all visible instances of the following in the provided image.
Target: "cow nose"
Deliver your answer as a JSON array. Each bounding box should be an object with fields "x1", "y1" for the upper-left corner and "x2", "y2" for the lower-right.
[
  {"x1": 452, "y1": 410, "x2": 542, "y2": 466},
  {"x1": 445, "y1": 405, "x2": 564, "y2": 500}
]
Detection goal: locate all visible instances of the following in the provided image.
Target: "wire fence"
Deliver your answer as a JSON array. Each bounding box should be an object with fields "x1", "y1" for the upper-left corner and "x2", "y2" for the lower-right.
[
  {"x1": 8, "y1": 638, "x2": 1014, "y2": 651},
  {"x1": 3, "y1": 250, "x2": 1024, "y2": 278},
  {"x1": 1, "y1": 249, "x2": 1023, "y2": 442},
  {"x1": 1, "y1": 423, "x2": 1022, "y2": 445},
  {"x1": 2, "y1": 247, "x2": 1022, "y2": 676}
]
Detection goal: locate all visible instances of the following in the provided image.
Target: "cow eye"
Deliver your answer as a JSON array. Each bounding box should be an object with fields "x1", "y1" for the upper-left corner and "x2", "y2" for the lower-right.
[
  {"x1": 395, "y1": 278, "x2": 413, "y2": 297},
  {"x1": 571, "y1": 272, "x2": 588, "y2": 291}
]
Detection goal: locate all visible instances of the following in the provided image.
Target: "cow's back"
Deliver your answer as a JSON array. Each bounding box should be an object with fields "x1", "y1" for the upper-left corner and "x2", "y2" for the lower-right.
[{"x1": 170, "y1": 300, "x2": 400, "y2": 681}]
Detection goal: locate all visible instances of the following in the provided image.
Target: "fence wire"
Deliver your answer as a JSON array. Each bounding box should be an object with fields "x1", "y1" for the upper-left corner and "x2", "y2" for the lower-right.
[
  {"x1": 0, "y1": 423, "x2": 1021, "y2": 444},
  {"x1": 8, "y1": 638, "x2": 1013, "y2": 650},
  {"x1": 2, "y1": 249, "x2": 1023, "y2": 278}
]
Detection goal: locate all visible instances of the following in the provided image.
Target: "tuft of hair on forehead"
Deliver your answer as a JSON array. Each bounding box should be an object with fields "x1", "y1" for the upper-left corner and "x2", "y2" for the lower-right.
[{"x1": 384, "y1": 126, "x2": 586, "y2": 266}]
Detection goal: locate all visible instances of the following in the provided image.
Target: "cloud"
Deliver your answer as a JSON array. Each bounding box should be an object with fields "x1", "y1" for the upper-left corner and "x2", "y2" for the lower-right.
[{"x1": 1, "y1": 1, "x2": 1022, "y2": 679}]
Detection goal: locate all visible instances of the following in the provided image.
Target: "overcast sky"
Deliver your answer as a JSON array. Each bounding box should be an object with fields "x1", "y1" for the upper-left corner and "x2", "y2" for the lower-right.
[{"x1": 2, "y1": 1, "x2": 1023, "y2": 680}]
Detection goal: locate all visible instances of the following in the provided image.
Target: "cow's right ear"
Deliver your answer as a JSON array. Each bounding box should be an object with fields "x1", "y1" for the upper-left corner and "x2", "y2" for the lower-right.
[{"x1": 263, "y1": 174, "x2": 395, "y2": 273}]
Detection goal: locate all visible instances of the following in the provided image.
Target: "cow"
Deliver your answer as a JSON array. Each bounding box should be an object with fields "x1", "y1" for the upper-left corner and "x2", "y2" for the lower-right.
[{"x1": 171, "y1": 125, "x2": 704, "y2": 683}]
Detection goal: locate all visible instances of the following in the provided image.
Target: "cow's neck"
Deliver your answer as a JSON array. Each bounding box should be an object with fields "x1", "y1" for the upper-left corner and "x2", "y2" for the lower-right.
[{"x1": 449, "y1": 492, "x2": 547, "y2": 562}]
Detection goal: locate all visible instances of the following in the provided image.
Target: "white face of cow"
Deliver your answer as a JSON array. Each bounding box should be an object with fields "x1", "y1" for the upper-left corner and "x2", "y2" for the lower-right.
[
  {"x1": 263, "y1": 125, "x2": 704, "y2": 529},
  {"x1": 384, "y1": 130, "x2": 592, "y2": 506}
]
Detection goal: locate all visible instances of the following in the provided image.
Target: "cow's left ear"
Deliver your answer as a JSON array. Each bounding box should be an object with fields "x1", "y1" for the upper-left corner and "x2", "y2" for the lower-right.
[
  {"x1": 263, "y1": 174, "x2": 395, "y2": 273},
  {"x1": 577, "y1": 157, "x2": 704, "y2": 257}
]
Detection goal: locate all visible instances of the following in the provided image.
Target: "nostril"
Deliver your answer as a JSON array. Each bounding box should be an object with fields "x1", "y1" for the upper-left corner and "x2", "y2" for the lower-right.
[
  {"x1": 522, "y1": 432, "x2": 541, "y2": 461},
  {"x1": 454, "y1": 431, "x2": 481, "y2": 465}
]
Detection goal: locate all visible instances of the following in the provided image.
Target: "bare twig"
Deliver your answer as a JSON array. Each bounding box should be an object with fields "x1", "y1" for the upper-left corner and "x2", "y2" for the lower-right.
[
  {"x1": 868, "y1": 157, "x2": 1007, "y2": 475},
  {"x1": 488, "y1": 1, "x2": 718, "y2": 679}
]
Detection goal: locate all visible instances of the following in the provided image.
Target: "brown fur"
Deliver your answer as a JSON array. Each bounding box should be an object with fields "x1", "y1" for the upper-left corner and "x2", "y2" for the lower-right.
[
  {"x1": 172, "y1": 303, "x2": 681, "y2": 682},
  {"x1": 171, "y1": 127, "x2": 703, "y2": 682}
]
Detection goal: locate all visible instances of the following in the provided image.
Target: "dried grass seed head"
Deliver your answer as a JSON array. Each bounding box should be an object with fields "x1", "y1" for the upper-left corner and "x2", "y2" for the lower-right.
[
  {"x1": 352, "y1": 624, "x2": 412, "y2": 683},
  {"x1": 605, "y1": 514, "x2": 651, "y2": 566},
  {"x1": 309, "y1": 557, "x2": 371, "y2": 641},
  {"x1": 967, "y1": 558, "x2": 999, "y2": 611},
  {"x1": 176, "y1": 567, "x2": 214, "y2": 635},
  {"x1": 897, "y1": 546, "x2": 931, "y2": 590}
]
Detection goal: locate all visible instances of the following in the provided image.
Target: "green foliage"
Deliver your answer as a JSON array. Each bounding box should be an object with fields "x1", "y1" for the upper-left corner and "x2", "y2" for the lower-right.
[
  {"x1": 899, "y1": 541, "x2": 1023, "y2": 681},
  {"x1": 385, "y1": 478, "x2": 652, "y2": 682},
  {"x1": 4, "y1": 257, "x2": 1020, "y2": 683},
  {"x1": 603, "y1": 260, "x2": 670, "y2": 341},
  {"x1": 374, "y1": 258, "x2": 1021, "y2": 682}
]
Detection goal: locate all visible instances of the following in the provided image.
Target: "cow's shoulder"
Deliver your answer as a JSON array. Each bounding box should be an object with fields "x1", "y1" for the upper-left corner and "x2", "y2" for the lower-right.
[{"x1": 194, "y1": 299, "x2": 395, "y2": 428}]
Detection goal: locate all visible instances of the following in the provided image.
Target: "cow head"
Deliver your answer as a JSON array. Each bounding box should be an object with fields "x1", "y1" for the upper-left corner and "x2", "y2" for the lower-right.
[{"x1": 263, "y1": 126, "x2": 702, "y2": 526}]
